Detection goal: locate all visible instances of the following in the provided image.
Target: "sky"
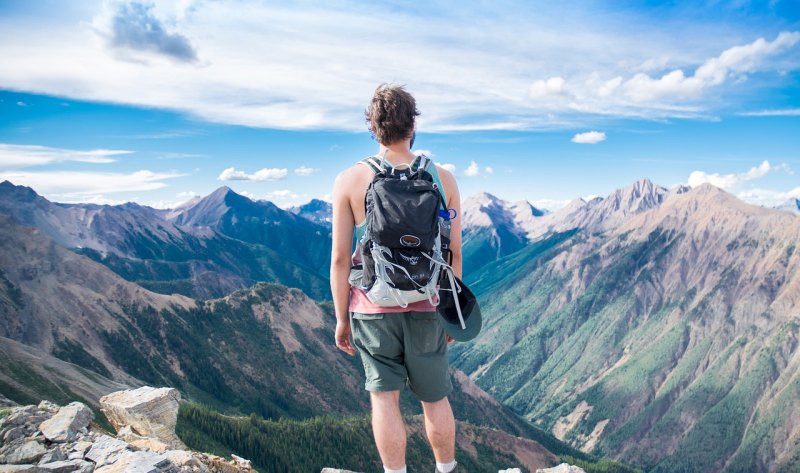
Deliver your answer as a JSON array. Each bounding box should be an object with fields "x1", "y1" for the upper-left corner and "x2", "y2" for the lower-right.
[{"x1": 0, "y1": 0, "x2": 798, "y2": 210}]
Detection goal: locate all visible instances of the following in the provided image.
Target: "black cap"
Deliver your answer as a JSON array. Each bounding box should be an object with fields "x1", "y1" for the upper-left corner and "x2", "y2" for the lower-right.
[{"x1": 437, "y1": 274, "x2": 482, "y2": 342}]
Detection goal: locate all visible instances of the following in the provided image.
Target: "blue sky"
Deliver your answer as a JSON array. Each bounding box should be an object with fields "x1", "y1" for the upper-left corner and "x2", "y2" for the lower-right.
[{"x1": 0, "y1": 0, "x2": 798, "y2": 210}]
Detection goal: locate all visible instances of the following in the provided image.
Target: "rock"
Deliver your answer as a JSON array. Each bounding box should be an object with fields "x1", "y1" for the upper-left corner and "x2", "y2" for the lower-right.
[
  {"x1": 93, "y1": 450, "x2": 176, "y2": 473},
  {"x1": 499, "y1": 470, "x2": 522, "y2": 473},
  {"x1": 68, "y1": 442, "x2": 92, "y2": 461},
  {"x1": 35, "y1": 403, "x2": 58, "y2": 415},
  {"x1": 536, "y1": 464, "x2": 586, "y2": 473},
  {"x1": 116, "y1": 427, "x2": 169, "y2": 454},
  {"x1": 3, "y1": 441, "x2": 48, "y2": 465},
  {"x1": 37, "y1": 450, "x2": 67, "y2": 465},
  {"x1": 194, "y1": 453, "x2": 252, "y2": 473},
  {"x1": 1, "y1": 407, "x2": 37, "y2": 430},
  {"x1": 0, "y1": 396, "x2": 17, "y2": 408},
  {"x1": 85, "y1": 436, "x2": 129, "y2": 468},
  {"x1": 99, "y1": 388, "x2": 186, "y2": 450},
  {"x1": 163, "y1": 451, "x2": 206, "y2": 472},
  {"x1": 229, "y1": 456, "x2": 250, "y2": 470},
  {"x1": 39, "y1": 404, "x2": 93, "y2": 443},
  {"x1": 38, "y1": 460, "x2": 93, "y2": 473},
  {"x1": 0, "y1": 465, "x2": 46, "y2": 472},
  {"x1": 2, "y1": 428, "x2": 26, "y2": 444}
]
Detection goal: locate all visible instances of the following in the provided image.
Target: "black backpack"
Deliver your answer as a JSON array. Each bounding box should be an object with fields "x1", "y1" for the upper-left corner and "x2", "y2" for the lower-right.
[{"x1": 350, "y1": 154, "x2": 453, "y2": 307}]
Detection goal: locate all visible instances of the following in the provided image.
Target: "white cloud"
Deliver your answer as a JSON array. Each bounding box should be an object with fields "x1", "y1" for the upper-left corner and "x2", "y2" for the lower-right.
[
  {"x1": 736, "y1": 186, "x2": 800, "y2": 208},
  {"x1": 0, "y1": 4, "x2": 797, "y2": 130},
  {"x1": 294, "y1": 165, "x2": 319, "y2": 176},
  {"x1": 571, "y1": 131, "x2": 606, "y2": 144},
  {"x1": 436, "y1": 162, "x2": 456, "y2": 173},
  {"x1": 738, "y1": 108, "x2": 800, "y2": 117},
  {"x1": 0, "y1": 169, "x2": 184, "y2": 197},
  {"x1": 16, "y1": 101, "x2": 27, "y2": 107},
  {"x1": 529, "y1": 77, "x2": 569, "y2": 99},
  {"x1": 623, "y1": 32, "x2": 800, "y2": 102},
  {"x1": 464, "y1": 161, "x2": 481, "y2": 177},
  {"x1": 239, "y1": 190, "x2": 258, "y2": 201},
  {"x1": 415, "y1": 149, "x2": 435, "y2": 158},
  {"x1": 484, "y1": 166, "x2": 494, "y2": 174},
  {"x1": 0, "y1": 143, "x2": 132, "y2": 168},
  {"x1": 265, "y1": 189, "x2": 299, "y2": 201},
  {"x1": 687, "y1": 160, "x2": 792, "y2": 190},
  {"x1": 217, "y1": 167, "x2": 288, "y2": 181}
]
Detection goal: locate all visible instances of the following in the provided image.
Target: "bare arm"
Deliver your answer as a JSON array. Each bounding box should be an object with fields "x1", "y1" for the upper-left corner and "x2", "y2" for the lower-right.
[
  {"x1": 330, "y1": 170, "x2": 356, "y2": 356},
  {"x1": 437, "y1": 167, "x2": 462, "y2": 279}
]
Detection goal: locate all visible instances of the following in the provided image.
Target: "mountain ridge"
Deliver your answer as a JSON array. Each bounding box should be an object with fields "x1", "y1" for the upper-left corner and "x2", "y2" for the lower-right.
[{"x1": 452, "y1": 183, "x2": 800, "y2": 472}]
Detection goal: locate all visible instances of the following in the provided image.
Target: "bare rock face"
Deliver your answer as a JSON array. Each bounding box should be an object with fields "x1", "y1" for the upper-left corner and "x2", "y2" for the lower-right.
[
  {"x1": 99, "y1": 387, "x2": 186, "y2": 450},
  {"x1": 38, "y1": 403, "x2": 93, "y2": 443}
]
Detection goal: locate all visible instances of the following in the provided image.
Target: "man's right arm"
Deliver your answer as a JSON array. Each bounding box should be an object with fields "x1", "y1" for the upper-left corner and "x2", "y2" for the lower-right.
[{"x1": 330, "y1": 170, "x2": 356, "y2": 356}]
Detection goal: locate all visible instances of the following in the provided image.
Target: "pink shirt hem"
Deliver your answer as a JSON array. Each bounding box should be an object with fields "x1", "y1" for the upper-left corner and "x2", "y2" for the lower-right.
[{"x1": 349, "y1": 287, "x2": 437, "y2": 314}]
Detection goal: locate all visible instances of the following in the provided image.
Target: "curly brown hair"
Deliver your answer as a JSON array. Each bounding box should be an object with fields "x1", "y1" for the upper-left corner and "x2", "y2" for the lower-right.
[{"x1": 365, "y1": 83, "x2": 420, "y2": 145}]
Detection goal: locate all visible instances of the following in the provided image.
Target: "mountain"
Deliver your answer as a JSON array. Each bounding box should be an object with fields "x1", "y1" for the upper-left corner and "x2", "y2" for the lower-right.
[
  {"x1": 453, "y1": 183, "x2": 800, "y2": 473},
  {"x1": 289, "y1": 198, "x2": 333, "y2": 227},
  {"x1": 0, "y1": 214, "x2": 586, "y2": 469},
  {"x1": 514, "y1": 178, "x2": 675, "y2": 241},
  {"x1": 775, "y1": 197, "x2": 800, "y2": 215},
  {"x1": 461, "y1": 192, "x2": 544, "y2": 274},
  {"x1": 172, "y1": 186, "x2": 331, "y2": 273},
  {"x1": 0, "y1": 213, "x2": 362, "y2": 418},
  {"x1": 0, "y1": 181, "x2": 331, "y2": 300}
]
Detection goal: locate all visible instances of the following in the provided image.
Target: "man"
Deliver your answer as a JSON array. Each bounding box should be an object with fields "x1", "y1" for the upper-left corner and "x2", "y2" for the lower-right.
[{"x1": 330, "y1": 83, "x2": 462, "y2": 473}]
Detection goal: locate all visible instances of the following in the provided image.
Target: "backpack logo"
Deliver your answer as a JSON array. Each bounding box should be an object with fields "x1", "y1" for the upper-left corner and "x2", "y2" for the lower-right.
[
  {"x1": 399, "y1": 253, "x2": 420, "y2": 266},
  {"x1": 400, "y1": 235, "x2": 421, "y2": 247}
]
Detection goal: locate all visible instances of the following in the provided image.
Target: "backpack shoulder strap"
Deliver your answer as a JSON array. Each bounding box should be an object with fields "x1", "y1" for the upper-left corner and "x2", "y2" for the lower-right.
[{"x1": 359, "y1": 156, "x2": 384, "y2": 174}]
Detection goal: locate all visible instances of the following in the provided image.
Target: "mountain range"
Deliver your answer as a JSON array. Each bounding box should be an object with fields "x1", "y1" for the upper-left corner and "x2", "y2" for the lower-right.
[
  {"x1": 453, "y1": 181, "x2": 800, "y2": 473},
  {"x1": 0, "y1": 195, "x2": 586, "y2": 471},
  {"x1": 2, "y1": 176, "x2": 799, "y2": 472},
  {"x1": 0, "y1": 181, "x2": 332, "y2": 300}
]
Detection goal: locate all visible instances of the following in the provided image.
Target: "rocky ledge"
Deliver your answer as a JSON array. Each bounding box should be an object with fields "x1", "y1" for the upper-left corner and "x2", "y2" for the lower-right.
[{"x1": 0, "y1": 388, "x2": 252, "y2": 473}]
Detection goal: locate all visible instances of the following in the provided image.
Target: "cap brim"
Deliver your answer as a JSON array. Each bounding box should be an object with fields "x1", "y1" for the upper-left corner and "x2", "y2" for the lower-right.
[{"x1": 437, "y1": 276, "x2": 482, "y2": 342}]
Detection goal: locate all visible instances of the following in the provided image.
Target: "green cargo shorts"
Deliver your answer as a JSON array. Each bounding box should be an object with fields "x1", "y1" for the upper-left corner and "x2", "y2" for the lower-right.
[{"x1": 350, "y1": 311, "x2": 452, "y2": 403}]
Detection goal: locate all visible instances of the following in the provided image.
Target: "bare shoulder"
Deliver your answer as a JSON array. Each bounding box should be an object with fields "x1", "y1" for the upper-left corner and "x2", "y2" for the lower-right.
[
  {"x1": 334, "y1": 163, "x2": 372, "y2": 192},
  {"x1": 435, "y1": 164, "x2": 456, "y2": 185},
  {"x1": 434, "y1": 164, "x2": 460, "y2": 200}
]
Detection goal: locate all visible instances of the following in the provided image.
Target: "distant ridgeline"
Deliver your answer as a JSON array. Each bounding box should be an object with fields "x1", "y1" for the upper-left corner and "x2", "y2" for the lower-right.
[
  {"x1": 0, "y1": 181, "x2": 333, "y2": 300},
  {"x1": 2, "y1": 178, "x2": 800, "y2": 472},
  {"x1": 454, "y1": 180, "x2": 800, "y2": 473}
]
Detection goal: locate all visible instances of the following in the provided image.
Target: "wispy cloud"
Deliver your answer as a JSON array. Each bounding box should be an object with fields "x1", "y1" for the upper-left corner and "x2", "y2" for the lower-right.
[
  {"x1": 687, "y1": 160, "x2": 792, "y2": 190},
  {"x1": 737, "y1": 186, "x2": 800, "y2": 208},
  {"x1": 738, "y1": 108, "x2": 800, "y2": 117},
  {"x1": 0, "y1": 3, "x2": 797, "y2": 131},
  {"x1": 0, "y1": 143, "x2": 132, "y2": 168},
  {"x1": 571, "y1": 131, "x2": 606, "y2": 144},
  {"x1": 217, "y1": 167, "x2": 288, "y2": 181},
  {"x1": 622, "y1": 32, "x2": 800, "y2": 102},
  {"x1": 0, "y1": 169, "x2": 184, "y2": 196}
]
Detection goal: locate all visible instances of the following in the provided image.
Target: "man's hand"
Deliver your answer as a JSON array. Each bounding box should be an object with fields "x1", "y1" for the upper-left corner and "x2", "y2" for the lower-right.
[
  {"x1": 335, "y1": 319, "x2": 356, "y2": 356},
  {"x1": 446, "y1": 334, "x2": 455, "y2": 345}
]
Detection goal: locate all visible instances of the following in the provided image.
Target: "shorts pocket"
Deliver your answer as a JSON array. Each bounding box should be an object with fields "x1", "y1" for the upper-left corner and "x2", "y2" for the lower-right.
[
  {"x1": 351, "y1": 312, "x2": 385, "y2": 350},
  {"x1": 409, "y1": 312, "x2": 444, "y2": 355}
]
